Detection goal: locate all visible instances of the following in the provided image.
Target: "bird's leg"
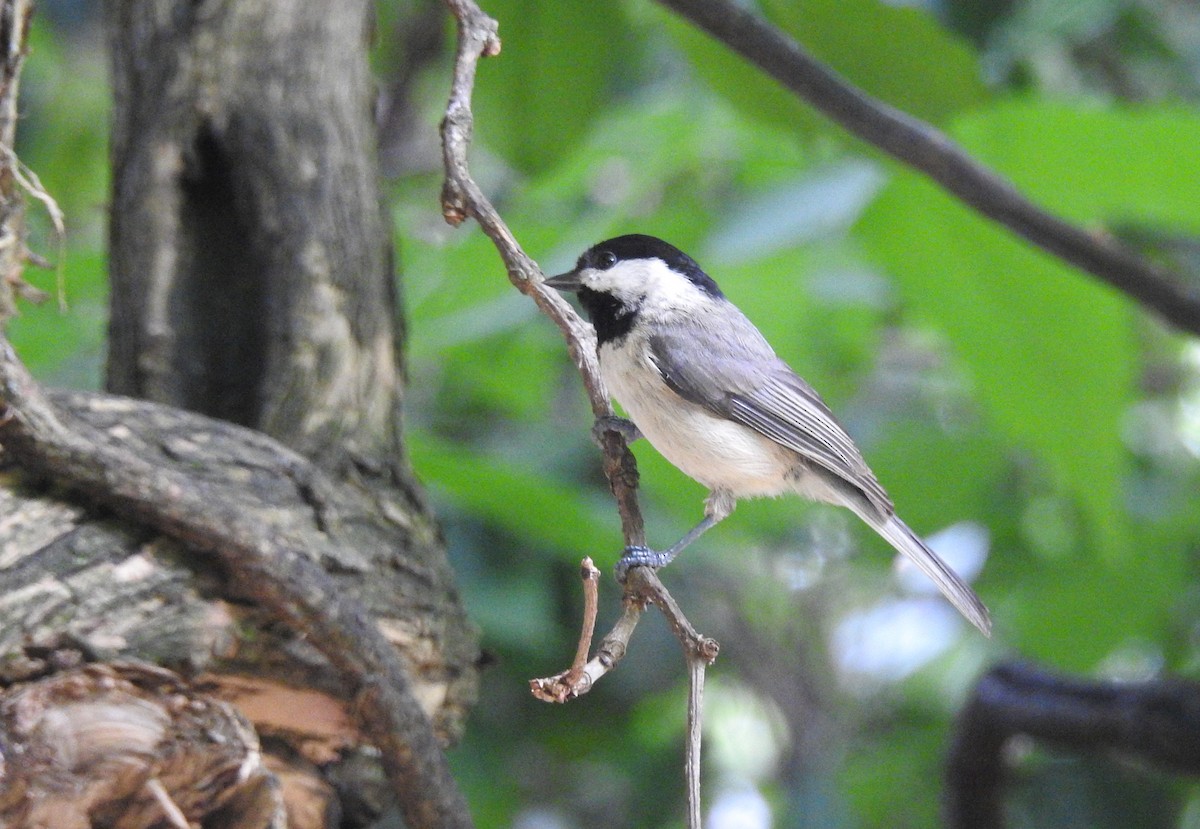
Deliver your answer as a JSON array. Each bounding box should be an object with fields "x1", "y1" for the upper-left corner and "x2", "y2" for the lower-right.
[
  {"x1": 618, "y1": 515, "x2": 717, "y2": 572},
  {"x1": 616, "y1": 490, "x2": 735, "y2": 582},
  {"x1": 592, "y1": 414, "x2": 642, "y2": 447}
]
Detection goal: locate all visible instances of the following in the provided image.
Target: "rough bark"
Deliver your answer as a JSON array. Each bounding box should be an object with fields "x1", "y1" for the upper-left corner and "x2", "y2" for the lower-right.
[
  {"x1": 1, "y1": 0, "x2": 479, "y2": 825},
  {"x1": 104, "y1": 0, "x2": 405, "y2": 473},
  {"x1": 0, "y1": 381, "x2": 477, "y2": 827},
  {"x1": 0, "y1": 391, "x2": 478, "y2": 736},
  {"x1": 0, "y1": 662, "x2": 287, "y2": 829}
]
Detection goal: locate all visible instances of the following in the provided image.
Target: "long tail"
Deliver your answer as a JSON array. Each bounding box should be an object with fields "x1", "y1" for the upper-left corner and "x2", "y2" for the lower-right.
[{"x1": 864, "y1": 513, "x2": 992, "y2": 636}]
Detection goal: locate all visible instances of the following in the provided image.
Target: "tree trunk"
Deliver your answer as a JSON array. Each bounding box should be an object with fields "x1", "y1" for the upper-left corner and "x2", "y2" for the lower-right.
[
  {"x1": 104, "y1": 0, "x2": 406, "y2": 473},
  {"x1": 0, "y1": 1, "x2": 479, "y2": 825}
]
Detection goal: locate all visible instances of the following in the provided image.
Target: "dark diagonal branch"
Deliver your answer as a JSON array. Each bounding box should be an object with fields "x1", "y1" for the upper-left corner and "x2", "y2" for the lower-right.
[
  {"x1": 656, "y1": 0, "x2": 1200, "y2": 335},
  {"x1": 0, "y1": 342, "x2": 472, "y2": 829}
]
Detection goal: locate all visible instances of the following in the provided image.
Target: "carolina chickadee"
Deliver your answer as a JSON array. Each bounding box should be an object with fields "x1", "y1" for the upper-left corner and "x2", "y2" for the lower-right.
[{"x1": 545, "y1": 234, "x2": 990, "y2": 635}]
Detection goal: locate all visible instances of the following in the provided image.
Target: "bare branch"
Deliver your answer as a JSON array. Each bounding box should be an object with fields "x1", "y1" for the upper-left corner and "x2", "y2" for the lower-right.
[
  {"x1": 566, "y1": 558, "x2": 602, "y2": 685},
  {"x1": 686, "y1": 654, "x2": 707, "y2": 829},
  {"x1": 530, "y1": 567, "x2": 718, "y2": 703},
  {"x1": 438, "y1": 7, "x2": 721, "y2": 824},
  {"x1": 656, "y1": 0, "x2": 1200, "y2": 336},
  {"x1": 439, "y1": 0, "x2": 722, "y2": 680},
  {"x1": 439, "y1": 0, "x2": 646, "y2": 546}
]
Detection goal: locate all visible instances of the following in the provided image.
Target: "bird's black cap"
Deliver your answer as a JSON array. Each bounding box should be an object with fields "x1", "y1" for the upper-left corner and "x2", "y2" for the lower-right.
[{"x1": 579, "y1": 234, "x2": 724, "y2": 298}]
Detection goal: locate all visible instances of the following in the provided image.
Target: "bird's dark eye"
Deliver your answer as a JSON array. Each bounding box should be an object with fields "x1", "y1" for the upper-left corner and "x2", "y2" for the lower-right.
[{"x1": 597, "y1": 251, "x2": 618, "y2": 270}]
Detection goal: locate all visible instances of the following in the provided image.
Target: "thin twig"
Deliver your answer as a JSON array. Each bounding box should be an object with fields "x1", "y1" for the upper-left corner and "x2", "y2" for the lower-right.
[
  {"x1": 4, "y1": 146, "x2": 65, "y2": 240},
  {"x1": 438, "y1": 0, "x2": 719, "y2": 674},
  {"x1": 529, "y1": 566, "x2": 719, "y2": 703},
  {"x1": 438, "y1": 5, "x2": 719, "y2": 822},
  {"x1": 566, "y1": 557, "x2": 601, "y2": 685},
  {"x1": 3, "y1": 145, "x2": 67, "y2": 309},
  {"x1": 531, "y1": 557, "x2": 602, "y2": 702},
  {"x1": 530, "y1": 590, "x2": 645, "y2": 703},
  {"x1": 439, "y1": 0, "x2": 645, "y2": 547},
  {"x1": 686, "y1": 655, "x2": 707, "y2": 829},
  {"x1": 656, "y1": 0, "x2": 1200, "y2": 336}
]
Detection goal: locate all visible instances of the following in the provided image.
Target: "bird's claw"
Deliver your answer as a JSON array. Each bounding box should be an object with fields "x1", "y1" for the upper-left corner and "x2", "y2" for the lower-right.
[
  {"x1": 591, "y1": 415, "x2": 642, "y2": 447},
  {"x1": 614, "y1": 544, "x2": 671, "y2": 582}
]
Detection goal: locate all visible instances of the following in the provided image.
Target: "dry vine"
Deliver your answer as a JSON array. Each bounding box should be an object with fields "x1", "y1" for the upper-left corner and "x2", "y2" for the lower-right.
[
  {"x1": 438, "y1": 0, "x2": 719, "y2": 689},
  {"x1": 438, "y1": 0, "x2": 720, "y2": 824}
]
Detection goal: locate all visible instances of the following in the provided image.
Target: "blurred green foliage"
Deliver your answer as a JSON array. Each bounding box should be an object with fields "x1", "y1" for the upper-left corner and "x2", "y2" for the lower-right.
[
  {"x1": 7, "y1": 12, "x2": 108, "y2": 383},
  {"x1": 10, "y1": 0, "x2": 1200, "y2": 827}
]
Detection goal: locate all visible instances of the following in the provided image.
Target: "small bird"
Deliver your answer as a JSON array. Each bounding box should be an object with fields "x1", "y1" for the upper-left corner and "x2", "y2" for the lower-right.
[{"x1": 544, "y1": 234, "x2": 990, "y2": 635}]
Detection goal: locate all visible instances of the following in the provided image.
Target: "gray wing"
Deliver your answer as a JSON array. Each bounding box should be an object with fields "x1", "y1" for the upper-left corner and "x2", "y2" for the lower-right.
[{"x1": 648, "y1": 316, "x2": 893, "y2": 513}]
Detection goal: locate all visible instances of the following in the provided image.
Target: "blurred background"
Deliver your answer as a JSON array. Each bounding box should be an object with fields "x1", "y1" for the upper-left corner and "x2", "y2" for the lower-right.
[{"x1": 10, "y1": 0, "x2": 1200, "y2": 826}]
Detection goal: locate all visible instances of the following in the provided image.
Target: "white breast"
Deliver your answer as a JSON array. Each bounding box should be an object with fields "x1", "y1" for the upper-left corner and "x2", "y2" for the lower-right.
[{"x1": 599, "y1": 334, "x2": 795, "y2": 497}]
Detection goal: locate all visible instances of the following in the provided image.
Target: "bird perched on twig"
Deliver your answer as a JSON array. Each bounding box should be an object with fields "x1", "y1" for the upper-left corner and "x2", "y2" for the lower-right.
[{"x1": 545, "y1": 234, "x2": 990, "y2": 636}]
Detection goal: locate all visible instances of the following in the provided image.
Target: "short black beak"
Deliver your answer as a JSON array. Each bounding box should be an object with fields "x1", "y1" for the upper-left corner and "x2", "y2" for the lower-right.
[{"x1": 543, "y1": 270, "x2": 582, "y2": 292}]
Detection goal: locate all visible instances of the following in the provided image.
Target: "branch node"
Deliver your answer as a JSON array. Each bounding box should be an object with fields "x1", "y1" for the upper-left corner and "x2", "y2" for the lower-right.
[
  {"x1": 697, "y1": 637, "x2": 720, "y2": 664},
  {"x1": 441, "y1": 203, "x2": 468, "y2": 227}
]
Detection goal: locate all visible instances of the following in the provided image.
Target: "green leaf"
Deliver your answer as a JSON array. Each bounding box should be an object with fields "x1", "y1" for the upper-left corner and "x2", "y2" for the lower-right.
[
  {"x1": 858, "y1": 101, "x2": 1200, "y2": 564},
  {"x1": 841, "y1": 722, "x2": 945, "y2": 827},
  {"x1": 951, "y1": 101, "x2": 1200, "y2": 229},
  {"x1": 763, "y1": 0, "x2": 989, "y2": 126},
  {"x1": 656, "y1": 0, "x2": 987, "y2": 138},
  {"x1": 655, "y1": 7, "x2": 814, "y2": 136},
  {"x1": 868, "y1": 421, "x2": 1010, "y2": 534},
  {"x1": 1008, "y1": 542, "x2": 1186, "y2": 669},
  {"x1": 8, "y1": 248, "x2": 108, "y2": 387},
  {"x1": 408, "y1": 429, "x2": 621, "y2": 562},
  {"x1": 473, "y1": 1, "x2": 630, "y2": 175},
  {"x1": 867, "y1": 177, "x2": 1134, "y2": 558}
]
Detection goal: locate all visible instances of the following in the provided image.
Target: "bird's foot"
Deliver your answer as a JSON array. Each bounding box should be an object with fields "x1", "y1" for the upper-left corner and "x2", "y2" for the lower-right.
[
  {"x1": 591, "y1": 415, "x2": 642, "y2": 447},
  {"x1": 614, "y1": 545, "x2": 674, "y2": 582}
]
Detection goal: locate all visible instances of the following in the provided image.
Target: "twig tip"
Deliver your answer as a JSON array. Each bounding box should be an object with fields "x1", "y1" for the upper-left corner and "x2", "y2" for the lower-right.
[{"x1": 580, "y1": 556, "x2": 600, "y2": 581}]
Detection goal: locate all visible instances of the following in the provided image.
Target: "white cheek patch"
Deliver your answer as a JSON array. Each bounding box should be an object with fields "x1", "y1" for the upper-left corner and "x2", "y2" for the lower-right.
[{"x1": 586, "y1": 259, "x2": 713, "y2": 317}]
